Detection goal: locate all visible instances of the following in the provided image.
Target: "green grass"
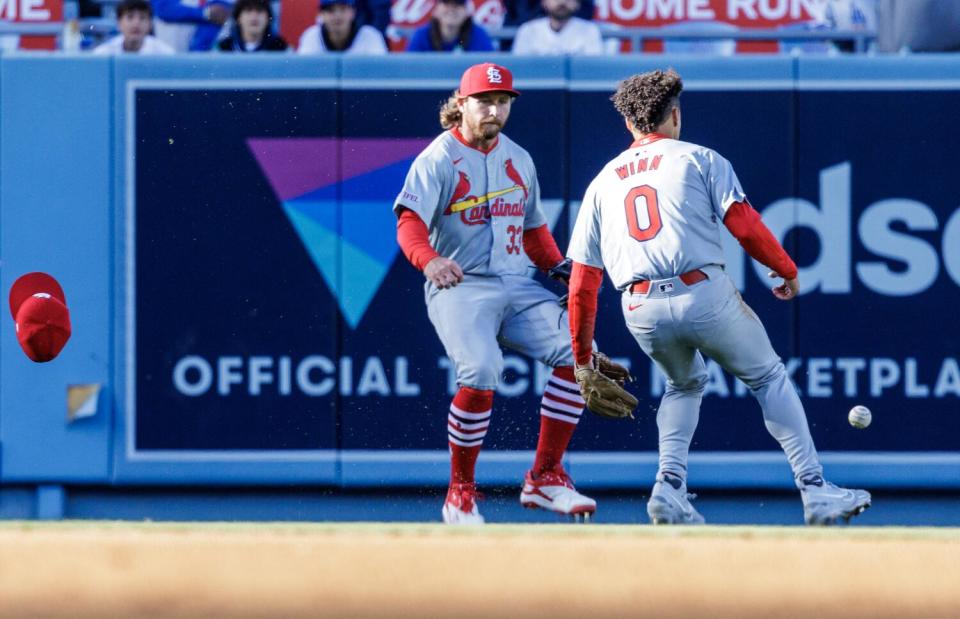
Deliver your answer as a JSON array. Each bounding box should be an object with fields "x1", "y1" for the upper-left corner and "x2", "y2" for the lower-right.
[{"x1": 1, "y1": 520, "x2": 958, "y2": 541}]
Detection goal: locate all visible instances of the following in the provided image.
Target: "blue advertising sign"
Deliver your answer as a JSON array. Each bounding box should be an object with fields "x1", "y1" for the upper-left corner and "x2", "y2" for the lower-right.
[
  {"x1": 790, "y1": 89, "x2": 960, "y2": 450},
  {"x1": 133, "y1": 87, "x2": 341, "y2": 451},
  {"x1": 129, "y1": 78, "x2": 959, "y2": 462}
]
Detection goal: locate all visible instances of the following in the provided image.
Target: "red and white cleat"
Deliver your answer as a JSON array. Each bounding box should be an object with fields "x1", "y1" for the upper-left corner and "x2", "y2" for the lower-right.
[
  {"x1": 520, "y1": 469, "x2": 597, "y2": 520},
  {"x1": 442, "y1": 482, "x2": 485, "y2": 525}
]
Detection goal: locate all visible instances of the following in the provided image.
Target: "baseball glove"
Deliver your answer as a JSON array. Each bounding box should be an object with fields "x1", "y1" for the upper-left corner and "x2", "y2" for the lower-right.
[
  {"x1": 575, "y1": 354, "x2": 638, "y2": 420},
  {"x1": 547, "y1": 258, "x2": 572, "y2": 284},
  {"x1": 593, "y1": 351, "x2": 632, "y2": 385}
]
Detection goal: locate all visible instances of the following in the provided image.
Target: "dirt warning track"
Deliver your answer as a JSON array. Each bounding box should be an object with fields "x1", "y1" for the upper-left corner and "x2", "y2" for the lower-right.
[{"x1": 1, "y1": 522, "x2": 958, "y2": 619}]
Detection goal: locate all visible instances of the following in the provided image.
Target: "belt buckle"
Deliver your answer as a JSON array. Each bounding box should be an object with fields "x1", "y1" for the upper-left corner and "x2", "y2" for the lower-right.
[{"x1": 658, "y1": 282, "x2": 674, "y2": 293}]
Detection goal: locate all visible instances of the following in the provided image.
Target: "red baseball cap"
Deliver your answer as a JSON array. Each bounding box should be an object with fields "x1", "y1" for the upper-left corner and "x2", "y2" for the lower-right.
[
  {"x1": 8, "y1": 272, "x2": 72, "y2": 363},
  {"x1": 459, "y1": 63, "x2": 520, "y2": 98}
]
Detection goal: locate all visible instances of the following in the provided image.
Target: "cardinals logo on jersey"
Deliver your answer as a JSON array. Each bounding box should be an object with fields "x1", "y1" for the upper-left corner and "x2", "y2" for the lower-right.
[
  {"x1": 443, "y1": 171, "x2": 487, "y2": 226},
  {"x1": 504, "y1": 159, "x2": 528, "y2": 201},
  {"x1": 451, "y1": 170, "x2": 471, "y2": 205},
  {"x1": 444, "y1": 159, "x2": 527, "y2": 225}
]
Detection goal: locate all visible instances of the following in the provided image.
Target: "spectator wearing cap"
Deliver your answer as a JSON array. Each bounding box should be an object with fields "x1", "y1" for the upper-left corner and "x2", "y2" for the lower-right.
[
  {"x1": 511, "y1": 0, "x2": 602, "y2": 55},
  {"x1": 93, "y1": 0, "x2": 175, "y2": 54},
  {"x1": 8, "y1": 272, "x2": 72, "y2": 363},
  {"x1": 298, "y1": 0, "x2": 387, "y2": 54},
  {"x1": 406, "y1": 0, "x2": 495, "y2": 52},
  {"x1": 217, "y1": 0, "x2": 288, "y2": 51},
  {"x1": 151, "y1": 0, "x2": 233, "y2": 52}
]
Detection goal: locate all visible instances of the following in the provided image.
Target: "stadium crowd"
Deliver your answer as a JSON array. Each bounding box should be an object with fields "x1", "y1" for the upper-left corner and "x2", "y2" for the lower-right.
[
  {"x1": 72, "y1": 0, "x2": 944, "y2": 57},
  {"x1": 89, "y1": 0, "x2": 608, "y2": 55}
]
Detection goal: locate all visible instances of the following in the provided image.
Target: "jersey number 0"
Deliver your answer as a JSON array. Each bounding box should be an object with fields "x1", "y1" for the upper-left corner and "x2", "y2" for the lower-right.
[{"x1": 624, "y1": 185, "x2": 662, "y2": 242}]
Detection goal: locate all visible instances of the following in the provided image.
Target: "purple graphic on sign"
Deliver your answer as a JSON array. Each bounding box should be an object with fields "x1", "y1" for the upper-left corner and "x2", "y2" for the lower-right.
[{"x1": 247, "y1": 138, "x2": 432, "y2": 328}]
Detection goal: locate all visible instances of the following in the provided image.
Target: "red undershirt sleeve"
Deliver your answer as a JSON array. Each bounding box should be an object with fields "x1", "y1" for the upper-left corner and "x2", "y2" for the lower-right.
[
  {"x1": 522, "y1": 224, "x2": 565, "y2": 272},
  {"x1": 723, "y1": 201, "x2": 798, "y2": 280},
  {"x1": 568, "y1": 261, "x2": 604, "y2": 366},
  {"x1": 396, "y1": 208, "x2": 440, "y2": 272}
]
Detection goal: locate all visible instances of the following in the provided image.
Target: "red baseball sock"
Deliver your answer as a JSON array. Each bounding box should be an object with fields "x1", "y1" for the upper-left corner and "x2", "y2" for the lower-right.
[
  {"x1": 533, "y1": 367, "x2": 585, "y2": 475},
  {"x1": 447, "y1": 386, "x2": 493, "y2": 484}
]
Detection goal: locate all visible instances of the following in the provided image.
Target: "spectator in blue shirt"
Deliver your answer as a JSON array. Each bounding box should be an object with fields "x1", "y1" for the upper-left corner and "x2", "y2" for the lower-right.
[
  {"x1": 406, "y1": 0, "x2": 495, "y2": 52},
  {"x1": 152, "y1": 0, "x2": 232, "y2": 51}
]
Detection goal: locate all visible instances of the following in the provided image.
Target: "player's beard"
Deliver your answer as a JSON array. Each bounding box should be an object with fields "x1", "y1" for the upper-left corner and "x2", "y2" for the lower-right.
[
  {"x1": 480, "y1": 123, "x2": 501, "y2": 140},
  {"x1": 462, "y1": 113, "x2": 503, "y2": 143},
  {"x1": 477, "y1": 118, "x2": 502, "y2": 140}
]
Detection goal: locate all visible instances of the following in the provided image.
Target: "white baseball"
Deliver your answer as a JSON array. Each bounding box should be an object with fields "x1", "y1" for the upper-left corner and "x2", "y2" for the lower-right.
[{"x1": 848, "y1": 405, "x2": 872, "y2": 429}]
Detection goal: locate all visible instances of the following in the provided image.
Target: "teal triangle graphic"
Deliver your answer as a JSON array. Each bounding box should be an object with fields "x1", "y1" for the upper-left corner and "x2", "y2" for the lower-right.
[
  {"x1": 251, "y1": 138, "x2": 430, "y2": 331},
  {"x1": 342, "y1": 201, "x2": 400, "y2": 266},
  {"x1": 286, "y1": 199, "x2": 399, "y2": 268},
  {"x1": 282, "y1": 199, "x2": 399, "y2": 329},
  {"x1": 284, "y1": 199, "x2": 337, "y2": 235},
  {"x1": 283, "y1": 205, "x2": 340, "y2": 300},
  {"x1": 339, "y1": 236, "x2": 393, "y2": 331},
  {"x1": 278, "y1": 158, "x2": 411, "y2": 329}
]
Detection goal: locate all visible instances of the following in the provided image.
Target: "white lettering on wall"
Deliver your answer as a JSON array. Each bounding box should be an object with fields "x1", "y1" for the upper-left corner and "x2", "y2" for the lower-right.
[
  {"x1": 650, "y1": 356, "x2": 960, "y2": 399},
  {"x1": 857, "y1": 200, "x2": 939, "y2": 296},
  {"x1": 173, "y1": 356, "x2": 213, "y2": 396},
  {"x1": 718, "y1": 162, "x2": 959, "y2": 296},
  {"x1": 0, "y1": 0, "x2": 52, "y2": 20},
  {"x1": 297, "y1": 356, "x2": 335, "y2": 396},
  {"x1": 171, "y1": 355, "x2": 959, "y2": 401},
  {"x1": 217, "y1": 357, "x2": 243, "y2": 396},
  {"x1": 22, "y1": 0, "x2": 49, "y2": 20}
]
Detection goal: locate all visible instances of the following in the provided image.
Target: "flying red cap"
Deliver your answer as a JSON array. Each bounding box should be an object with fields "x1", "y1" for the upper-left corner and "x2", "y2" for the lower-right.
[
  {"x1": 8, "y1": 272, "x2": 72, "y2": 363},
  {"x1": 459, "y1": 63, "x2": 520, "y2": 98}
]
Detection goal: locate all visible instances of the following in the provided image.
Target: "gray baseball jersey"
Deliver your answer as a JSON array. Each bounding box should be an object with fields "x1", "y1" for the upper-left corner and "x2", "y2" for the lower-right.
[
  {"x1": 394, "y1": 130, "x2": 572, "y2": 390},
  {"x1": 567, "y1": 135, "x2": 745, "y2": 288},
  {"x1": 569, "y1": 134, "x2": 823, "y2": 486},
  {"x1": 394, "y1": 130, "x2": 546, "y2": 276}
]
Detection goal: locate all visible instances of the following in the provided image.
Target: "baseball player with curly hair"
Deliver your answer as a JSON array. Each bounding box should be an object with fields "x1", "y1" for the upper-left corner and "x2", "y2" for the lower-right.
[
  {"x1": 566, "y1": 69, "x2": 872, "y2": 525},
  {"x1": 394, "y1": 62, "x2": 615, "y2": 524}
]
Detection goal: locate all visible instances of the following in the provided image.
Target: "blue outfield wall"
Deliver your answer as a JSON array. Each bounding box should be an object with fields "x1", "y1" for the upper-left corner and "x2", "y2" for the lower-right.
[{"x1": 1, "y1": 54, "x2": 959, "y2": 493}]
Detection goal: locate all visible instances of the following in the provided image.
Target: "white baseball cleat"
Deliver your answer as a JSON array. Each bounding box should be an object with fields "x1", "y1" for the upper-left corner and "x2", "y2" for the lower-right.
[
  {"x1": 647, "y1": 472, "x2": 706, "y2": 525},
  {"x1": 520, "y1": 468, "x2": 597, "y2": 517},
  {"x1": 442, "y1": 482, "x2": 485, "y2": 525},
  {"x1": 798, "y1": 475, "x2": 872, "y2": 525}
]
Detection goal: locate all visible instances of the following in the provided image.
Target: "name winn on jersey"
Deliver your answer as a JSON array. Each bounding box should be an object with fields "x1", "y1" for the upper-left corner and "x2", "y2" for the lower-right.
[{"x1": 615, "y1": 154, "x2": 663, "y2": 180}]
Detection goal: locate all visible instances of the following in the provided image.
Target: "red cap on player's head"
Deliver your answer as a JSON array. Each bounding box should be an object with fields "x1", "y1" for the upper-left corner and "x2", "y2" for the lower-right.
[
  {"x1": 8, "y1": 272, "x2": 72, "y2": 363},
  {"x1": 459, "y1": 63, "x2": 520, "y2": 98}
]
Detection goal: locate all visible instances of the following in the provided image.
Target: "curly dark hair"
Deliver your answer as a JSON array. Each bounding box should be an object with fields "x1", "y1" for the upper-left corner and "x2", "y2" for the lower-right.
[{"x1": 611, "y1": 69, "x2": 683, "y2": 134}]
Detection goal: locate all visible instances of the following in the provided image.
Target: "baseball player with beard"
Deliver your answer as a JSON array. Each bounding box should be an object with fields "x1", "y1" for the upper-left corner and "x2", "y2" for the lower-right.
[
  {"x1": 393, "y1": 62, "x2": 609, "y2": 524},
  {"x1": 566, "y1": 69, "x2": 872, "y2": 526}
]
